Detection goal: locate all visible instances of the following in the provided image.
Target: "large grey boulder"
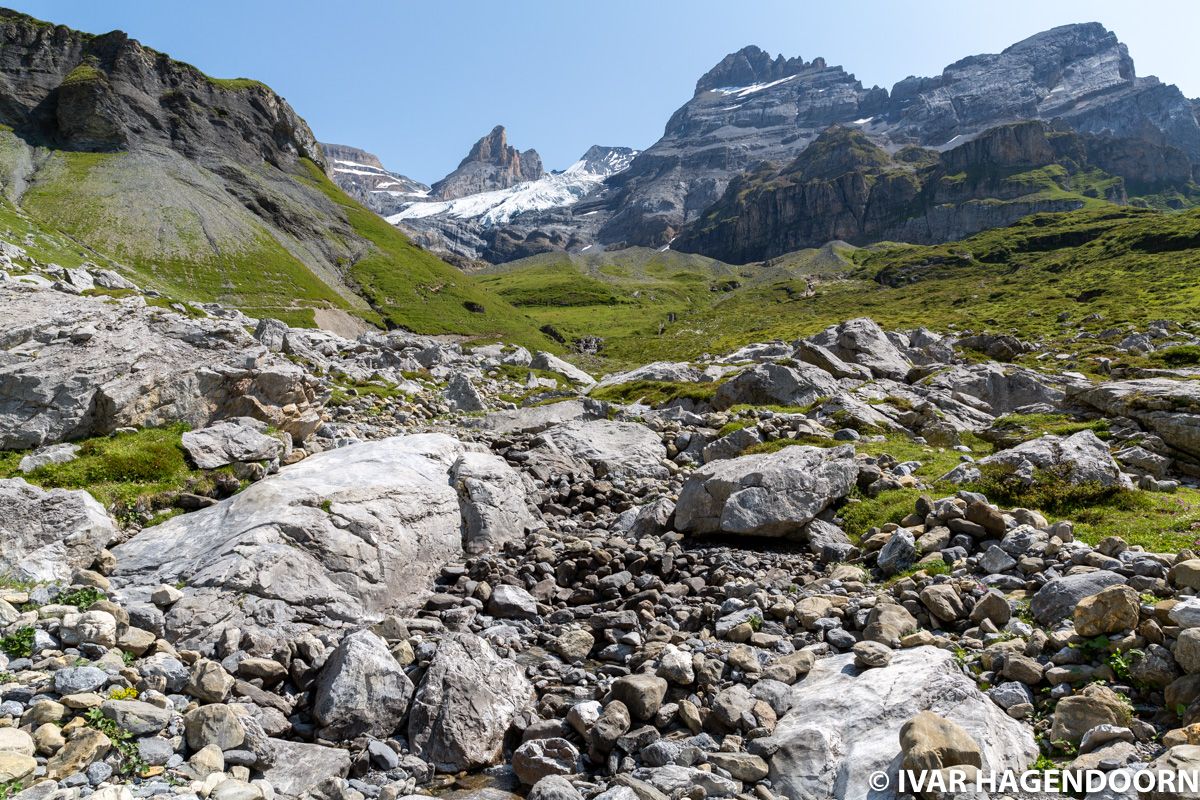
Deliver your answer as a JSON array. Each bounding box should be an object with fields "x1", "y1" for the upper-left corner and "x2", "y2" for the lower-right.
[
  {"x1": 712, "y1": 363, "x2": 841, "y2": 411},
  {"x1": 451, "y1": 451, "x2": 538, "y2": 554},
  {"x1": 792, "y1": 340, "x2": 872, "y2": 380},
  {"x1": 111, "y1": 434, "x2": 530, "y2": 649},
  {"x1": 17, "y1": 443, "x2": 79, "y2": 473},
  {"x1": 1030, "y1": 570, "x2": 1126, "y2": 625},
  {"x1": 595, "y1": 361, "x2": 709, "y2": 388},
  {"x1": 445, "y1": 373, "x2": 487, "y2": 413},
  {"x1": 942, "y1": 429, "x2": 1128, "y2": 488},
  {"x1": 702, "y1": 426, "x2": 764, "y2": 463},
  {"x1": 530, "y1": 352, "x2": 595, "y2": 387},
  {"x1": 675, "y1": 444, "x2": 857, "y2": 537},
  {"x1": 408, "y1": 632, "x2": 535, "y2": 772},
  {"x1": 922, "y1": 363, "x2": 1071, "y2": 415},
  {"x1": 0, "y1": 284, "x2": 322, "y2": 450},
  {"x1": 468, "y1": 399, "x2": 606, "y2": 436},
  {"x1": 1070, "y1": 378, "x2": 1200, "y2": 461},
  {"x1": 0, "y1": 479, "x2": 116, "y2": 582},
  {"x1": 768, "y1": 646, "x2": 1036, "y2": 799},
  {"x1": 528, "y1": 420, "x2": 667, "y2": 480},
  {"x1": 314, "y1": 630, "x2": 413, "y2": 739},
  {"x1": 181, "y1": 418, "x2": 283, "y2": 470},
  {"x1": 263, "y1": 740, "x2": 351, "y2": 799},
  {"x1": 807, "y1": 318, "x2": 912, "y2": 381}
]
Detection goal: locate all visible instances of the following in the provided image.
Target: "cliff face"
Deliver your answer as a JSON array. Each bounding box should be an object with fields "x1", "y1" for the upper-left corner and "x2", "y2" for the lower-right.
[
  {"x1": 429, "y1": 125, "x2": 543, "y2": 200},
  {"x1": 672, "y1": 122, "x2": 1167, "y2": 263},
  {"x1": 0, "y1": 9, "x2": 321, "y2": 169},
  {"x1": 321, "y1": 142, "x2": 429, "y2": 216}
]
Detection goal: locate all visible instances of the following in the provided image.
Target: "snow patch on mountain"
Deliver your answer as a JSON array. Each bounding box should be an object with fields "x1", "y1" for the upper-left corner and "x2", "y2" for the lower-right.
[
  {"x1": 330, "y1": 157, "x2": 429, "y2": 200},
  {"x1": 710, "y1": 74, "x2": 800, "y2": 98},
  {"x1": 389, "y1": 146, "x2": 636, "y2": 227}
]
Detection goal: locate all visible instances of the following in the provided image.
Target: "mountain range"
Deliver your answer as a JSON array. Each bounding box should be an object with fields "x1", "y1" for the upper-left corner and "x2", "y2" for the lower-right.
[
  {"x1": 1, "y1": 6, "x2": 1199, "y2": 347},
  {"x1": 340, "y1": 22, "x2": 1200, "y2": 266}
]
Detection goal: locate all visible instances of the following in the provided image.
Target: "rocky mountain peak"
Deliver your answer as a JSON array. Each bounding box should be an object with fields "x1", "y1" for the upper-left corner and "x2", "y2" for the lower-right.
[
  {"x1": 430, "y1": 124, "x2": 544, "y2": 200},
  {"x1": 694, "y1": 45, "x2": 807, "y2": 94},
  {"x1": 576, "y1": 144, "x2": 639, "y2": 175},
  {"x1": 1001, "y1": 21, "x2": 1128, "y2": 66},
  {"x1": 591, "y1": 22, "x2": 1200, "y2": 252},
  {"x1": 0, "y1": 9, "x2": 322, "y2": 169}
]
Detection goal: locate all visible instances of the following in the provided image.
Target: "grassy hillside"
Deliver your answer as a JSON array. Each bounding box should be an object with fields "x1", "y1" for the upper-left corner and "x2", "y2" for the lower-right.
[
  {"x1": 477, "y1": 207, "x2": 1200, "y2": 367},
  {"x1": 0, "y1": 129, "x2": 552, "y2": 347},
  {"x1": 15, "y1": 146, "x2": 357, "y2": 327},
  {"x1": 476, "y1": 245, "x2": 854, "y2": 364}
]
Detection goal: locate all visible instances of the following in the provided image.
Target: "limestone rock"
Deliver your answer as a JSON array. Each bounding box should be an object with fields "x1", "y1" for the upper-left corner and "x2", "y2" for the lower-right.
[
  {"x1": 0, "y1": 479, "x2": 116, "y2": 582},
  {"x1": 408, "y1": 632, "x2": 534, "y2": 772},
  {"x1": 263, "y1": 740, "x2": 352, "y2": 799},
  {"x1": 1073, "y1": 584, "x2": 1140, "y2": 636},
  {"x1": 314, "y1": 630, "x2": 413, "y2": 739},
  {"x1": 512, "y1": 738, "x2": 581, "y2": 785},
  {"x1": 808, "y1": 318, "x2": 913, "y2": 380},
  {"x1": 1070, "y1": 378, "x2": 1200, "y2": 462},
  {"x1": 531, "y1": 351, "x2": 595, "y2": 387},
  {"x1": 1049, "y1": 683, "x2": 1132, "y2": 747},
  {"x1": 943, "y1": 430, "x2": 1128, "y2": 488},
  {"x1": 609, "y1": 674, "x2": 668, "y2": 721},
  {"x1": 1141, "y1": 745, "x2": 1200, "y2": 800},
  {"x1": 712, "y1": 362, "x2": 841, "y2": 411},
  {"x1": 899, "y1": 711, "x2": 983, "y2": 771},
  {"x1": 0, "y1": 285, "x2": 321, "y2": 450},
  {"x1": 181, "y1": 418, "x2": 283, "y2": 469},
  {"x1": 451, "y1": 451, "x2": 538, "y2": 554},
  {"x1": 767, "y1": 647, "x2": 1035, "y2": 799},
  {"x1": 111, "y1": 434, "x2": 529, "y2": 649},
  {"x1": 184, "y1": 704, "x2": 245, "y2": 751},
  {"x1": 1030, "y1": 570, "x2": 1126, "y2": 625},
  {"x1": 529, "y1": 420, "x2": 667, "y2": 480},
  {"x1": 675, "y1": 444, "x2": 857, "y2": 537},
  {"x1": 445, "y1": 373, "x2": 487, "y2": 412}
]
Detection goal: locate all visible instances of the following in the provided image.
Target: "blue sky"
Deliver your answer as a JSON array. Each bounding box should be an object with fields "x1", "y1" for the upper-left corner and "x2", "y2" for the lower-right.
[{"x1": 9, "y1": 1, "x2": 1200, "y2": 182}]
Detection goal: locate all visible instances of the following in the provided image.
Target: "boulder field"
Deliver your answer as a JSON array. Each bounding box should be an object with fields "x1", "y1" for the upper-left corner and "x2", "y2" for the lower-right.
[{"x1": 3, "y1": 276, "x2": 1200, "y2": 800}]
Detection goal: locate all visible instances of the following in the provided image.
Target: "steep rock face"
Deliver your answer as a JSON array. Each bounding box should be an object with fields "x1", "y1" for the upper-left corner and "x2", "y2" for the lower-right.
[
  {"x1": 597, "y1": 24, "x2": 1200, "y2": 250},
  {"x1": 321, "y1": 142, "x2": 429, "y2": 217},
  {"x1": 597, "y1": 47, "x2": 885, "y2": 248},
  {"x1": 673, "y1": 122, "x2": 1148, "y2": 263},
  {"x1": 0, "y1": 10, "x2": 320, "y2": 168},
  {"x1": 430, "y1": 125, "x2": 544, "y2": 200}
]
